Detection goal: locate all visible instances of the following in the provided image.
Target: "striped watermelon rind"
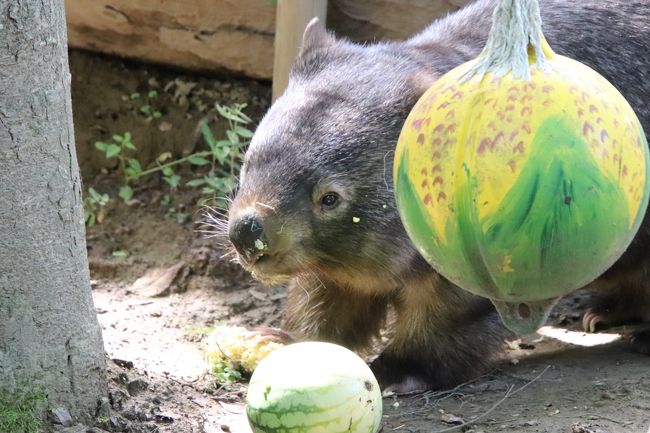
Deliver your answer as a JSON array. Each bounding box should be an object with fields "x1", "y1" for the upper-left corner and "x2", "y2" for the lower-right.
[{"x1": 246, "y1": 342, "x2": 382, "y2": 433}]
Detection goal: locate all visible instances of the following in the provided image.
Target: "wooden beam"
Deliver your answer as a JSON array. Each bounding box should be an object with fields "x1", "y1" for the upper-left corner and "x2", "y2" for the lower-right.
[
  {"x1": 65, "y1": 0, "x2": 276, "y2": 79},
  {"x1": 272, "y1": 0, "x2": 328, "y2": 101}
]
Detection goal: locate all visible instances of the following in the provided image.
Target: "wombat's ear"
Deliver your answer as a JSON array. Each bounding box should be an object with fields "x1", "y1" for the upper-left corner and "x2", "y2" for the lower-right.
[{"x1": 299, "y1": 18, "x2": 336, "y2": 56}]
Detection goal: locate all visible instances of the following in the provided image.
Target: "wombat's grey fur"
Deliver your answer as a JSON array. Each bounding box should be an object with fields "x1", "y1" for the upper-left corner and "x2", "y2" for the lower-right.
[{"x1": 226, "y1": 0, "x2": 650, "y2": 392}]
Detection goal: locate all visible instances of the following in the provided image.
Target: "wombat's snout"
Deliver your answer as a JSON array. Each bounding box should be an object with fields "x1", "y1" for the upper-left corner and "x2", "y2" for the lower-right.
[{"x1": 229, "y1": 212, "x2": 269, "y2": 265}]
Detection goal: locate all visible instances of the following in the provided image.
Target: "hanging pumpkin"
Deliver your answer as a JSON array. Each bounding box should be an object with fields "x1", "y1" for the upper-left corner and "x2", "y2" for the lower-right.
[{"x1": 393, "y1": 0, "x2": 649, "y2": 332}]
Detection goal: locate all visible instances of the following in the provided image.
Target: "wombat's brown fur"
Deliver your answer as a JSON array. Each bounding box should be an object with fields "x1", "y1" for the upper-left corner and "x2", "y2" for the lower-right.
[{"x1": 225, "y1": 0, "x2": 650, "y2": 392}]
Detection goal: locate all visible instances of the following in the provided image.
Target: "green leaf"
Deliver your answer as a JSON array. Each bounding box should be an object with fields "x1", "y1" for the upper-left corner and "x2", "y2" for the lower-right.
[
  {"x1": 148, "y1": 90, "x2": 158, "y2": 98},
  {"x1": 85, "y1": 210, "x2": 96, "y2": 227},
  {"x1": 158, "y1": 152, "x2": 172, "y2": 162},
  {"x1": 122, "y1": 140, "x2": 136, "y2": 150},
  {"x1": 234, "y1": 126, "x2": 253, "y2": 138},
  {"x1": 187, "y1": 155, "x2": 210, "y2": 166},
  {"x1": 222, "y1": 177, "x2": 236, "y2": 192},
  {"x1": 125, "y1": 159, "x2": 142, "y2": 179},
  {"x1": 128, "y1": 158, "x2": 142, "y2": 172},
  {"x1": 202, "y1": 187, "x2": 216, "y2": 195},
  {"x1": 119, "y1": 185, "x2": 134, "y2": 202},
  {"x1": 95, "y1": 141, "x2": 109, "y2": 151},
  {"x1": 216, "y1": 104, "x2": 250, "y2": 124},
  {"x1": 185, "y1": 178, "x2": 207, "y2": 187},
  {"x1": 214, "y1": 198, "x2": 228, "y2": 209},
  {"x1": 163, "y1": 174, "x2": 181, "y2": 189},
  {"x1": 130, "y1": 92, "x2": 141, "y2": 100},
  {"x1": 112, "y1": 134, "x2": 123, "y2": 143},
  {"x1": 105, "y1": 144, "x2": 121, "y2": 158},
  {"x1": 140, "y1": 105, "x2": 151, "y2": 114},
  {"x1": 200, "y1": 122, "x2": 216, "y2": 147},
  {"x1": 197, "y1": 197, "x2": 211, "y2": 206},
  {"x1": 124, "y1": 131, "x2": 132, "y2": 141},
  {"x1": 213, "y1": 148, "x2": 229, "y2": 165},
  {"x1": 88, "y1": 187, "x2": 101, "y2": 201},
  {"x1": 153, "y1": 111, "x2": 162, "y2": 119},
  {"x1": 162, "y1": 166, "x2": 174, "y2": 177},
  {"x1": 226, "y1": 130, "x2": 240, "y2": 144},
  {"x1": 204, "y1": 177, "x2": 223, "y2": 189}
]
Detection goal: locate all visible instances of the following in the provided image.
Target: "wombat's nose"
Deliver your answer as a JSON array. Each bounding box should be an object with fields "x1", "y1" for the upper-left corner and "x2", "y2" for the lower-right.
[{"x1": 229, "y1": 213, "x2": 269, "y2": 264}]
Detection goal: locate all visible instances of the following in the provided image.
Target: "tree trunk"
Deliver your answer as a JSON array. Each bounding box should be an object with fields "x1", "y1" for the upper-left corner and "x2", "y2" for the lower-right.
[{"x1": 0, "y1": 0, "x2": 107, "y2": 425}]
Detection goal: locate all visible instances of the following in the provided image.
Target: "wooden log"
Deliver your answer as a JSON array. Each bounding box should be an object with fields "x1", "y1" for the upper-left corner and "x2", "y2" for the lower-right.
[
  {"x1": 65, "y1": 0, "x2": 473, "y2": 79},
  {"x1": 272, "y1": 0, "x2": 328, "y2": 100},
  {"x1": 64, "y1": 0, "x2": 276, "y2": 79},
  {"x1": 328, "y1": 0, "x2": 473, "y2": 41}
]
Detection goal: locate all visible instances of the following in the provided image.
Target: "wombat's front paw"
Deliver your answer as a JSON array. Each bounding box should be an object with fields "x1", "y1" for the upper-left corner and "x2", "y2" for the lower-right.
[
  {"x1": 370, "y1": 354, "x2": 429, "y2": 394},
  {"x1": 582, "y1": 293, "x2": 650, "y2": 333},
  {"x1": 581, "y1": 294, "x2": 630, "y2": 332},
  {"x1": 582, "y1": 306, "x2": 637, "y2": 332},
  {"x1": 582, "y1": 308, "x2": 612, "y2": 333},
  {"x1": 629, "y1": 332, "x2": 650, "y2": 355}
]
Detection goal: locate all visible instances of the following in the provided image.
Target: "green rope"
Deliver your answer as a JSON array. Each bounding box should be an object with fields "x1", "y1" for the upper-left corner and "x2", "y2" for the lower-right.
[{"x1": 461, "y1": 0, "x2": 551, "y2": 81}]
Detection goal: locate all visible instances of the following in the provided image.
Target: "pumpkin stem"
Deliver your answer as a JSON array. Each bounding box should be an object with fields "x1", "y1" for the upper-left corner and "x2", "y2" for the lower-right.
[{"x1": 462, "y1": 0, "x2": 553, "y2": 82}]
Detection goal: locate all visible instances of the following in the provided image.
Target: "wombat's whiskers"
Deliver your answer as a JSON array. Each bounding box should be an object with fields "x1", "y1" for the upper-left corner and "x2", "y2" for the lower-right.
[
  {"x1": 305, "y1": 268, "x2": 327, "y2": 294},
  {"x1": 194, "y1": 206, "x2": 231, "y2": 250},
  {"x1": 382, "y1": 150, "x2": 394, "y2": 192},
  {"x1": 293, "y1": 275, "x2": 314, "y2": 302},
  {"x1": 219, "y1": 249, "x2": 238, "y2": 260},
  {"x1": 202, "y1": 203, "x2": 230, "y2": 214},
  {"x1": 288, "y1": 255, "x2": 327, "y2": 302},
  {"x1": 255, "y1": 201, "x2": 277, "y2": 213},
  {"x1": 293, "y1": 274, "x2": 328, "y2": 332}
]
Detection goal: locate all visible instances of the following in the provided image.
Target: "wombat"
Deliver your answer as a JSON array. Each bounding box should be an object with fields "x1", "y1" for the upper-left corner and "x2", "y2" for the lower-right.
[{"x1": 225, "y1": 0, "x2": 650, "y2": 392}]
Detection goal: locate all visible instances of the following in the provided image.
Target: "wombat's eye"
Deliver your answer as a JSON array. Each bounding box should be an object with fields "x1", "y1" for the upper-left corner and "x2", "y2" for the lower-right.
[{"x1": 320, "y1": 193, "x2": 340, "y2": 210}]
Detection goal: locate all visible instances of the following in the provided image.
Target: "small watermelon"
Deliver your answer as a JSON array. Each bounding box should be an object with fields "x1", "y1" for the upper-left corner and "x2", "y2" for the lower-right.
[{"x1": 245, "y1": 342, "x2": 382, "y2": 433}]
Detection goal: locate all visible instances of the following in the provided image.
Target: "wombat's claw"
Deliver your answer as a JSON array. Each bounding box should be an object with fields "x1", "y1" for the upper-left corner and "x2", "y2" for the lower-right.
[{"x1": 582, "y1": 309, "x2": 605, "y2": 333}]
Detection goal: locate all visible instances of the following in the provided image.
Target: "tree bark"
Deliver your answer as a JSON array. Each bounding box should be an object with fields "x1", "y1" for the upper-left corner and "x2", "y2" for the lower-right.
[{"x1": 0, "y1": 0, "x2": 107, "y2": 425}]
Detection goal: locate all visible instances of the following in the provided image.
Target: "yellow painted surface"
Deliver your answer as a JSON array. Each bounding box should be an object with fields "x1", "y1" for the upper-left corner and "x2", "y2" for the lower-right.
[{"x1": 395, "y1": 50, "x2": 648, "y2": 241}]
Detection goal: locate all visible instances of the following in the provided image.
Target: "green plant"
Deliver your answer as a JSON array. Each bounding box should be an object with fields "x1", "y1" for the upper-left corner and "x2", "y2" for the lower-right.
[
  {"x1": 0, "y1": 390, "x2": 46, "y2": 433},
  {"x1": 131, "y1": 90, "x2": 163, "y2": 119},
  {"x1": 83, "y1": 187, "x2": 110, "y2": 226},
  {"x1": 187, "y1": 103, "x2": 253, "y2": 207},
  {"x1": 160, "y1": 194, "x2": 189, "y2": 224},
  {"x1": 95, "y1": 132, "x2": 141, "y2": 202},
  {"x1": 91, "y1": 102, "x2": 253, "y2": 223}
]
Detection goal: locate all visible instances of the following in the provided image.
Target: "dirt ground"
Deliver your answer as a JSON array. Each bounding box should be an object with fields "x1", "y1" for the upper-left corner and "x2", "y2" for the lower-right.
[{"x1": 69, "y1": 49, "x2": 650, "y2": 433}]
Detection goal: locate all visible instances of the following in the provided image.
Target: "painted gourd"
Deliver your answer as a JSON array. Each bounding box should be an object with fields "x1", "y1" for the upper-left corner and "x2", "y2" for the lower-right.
[
  {"x1": 246, "y1": 342, "x2": 382, "y2": 433},
  {"x1": 393, "y1": 38, "x2": 649, "y2": 308}
]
